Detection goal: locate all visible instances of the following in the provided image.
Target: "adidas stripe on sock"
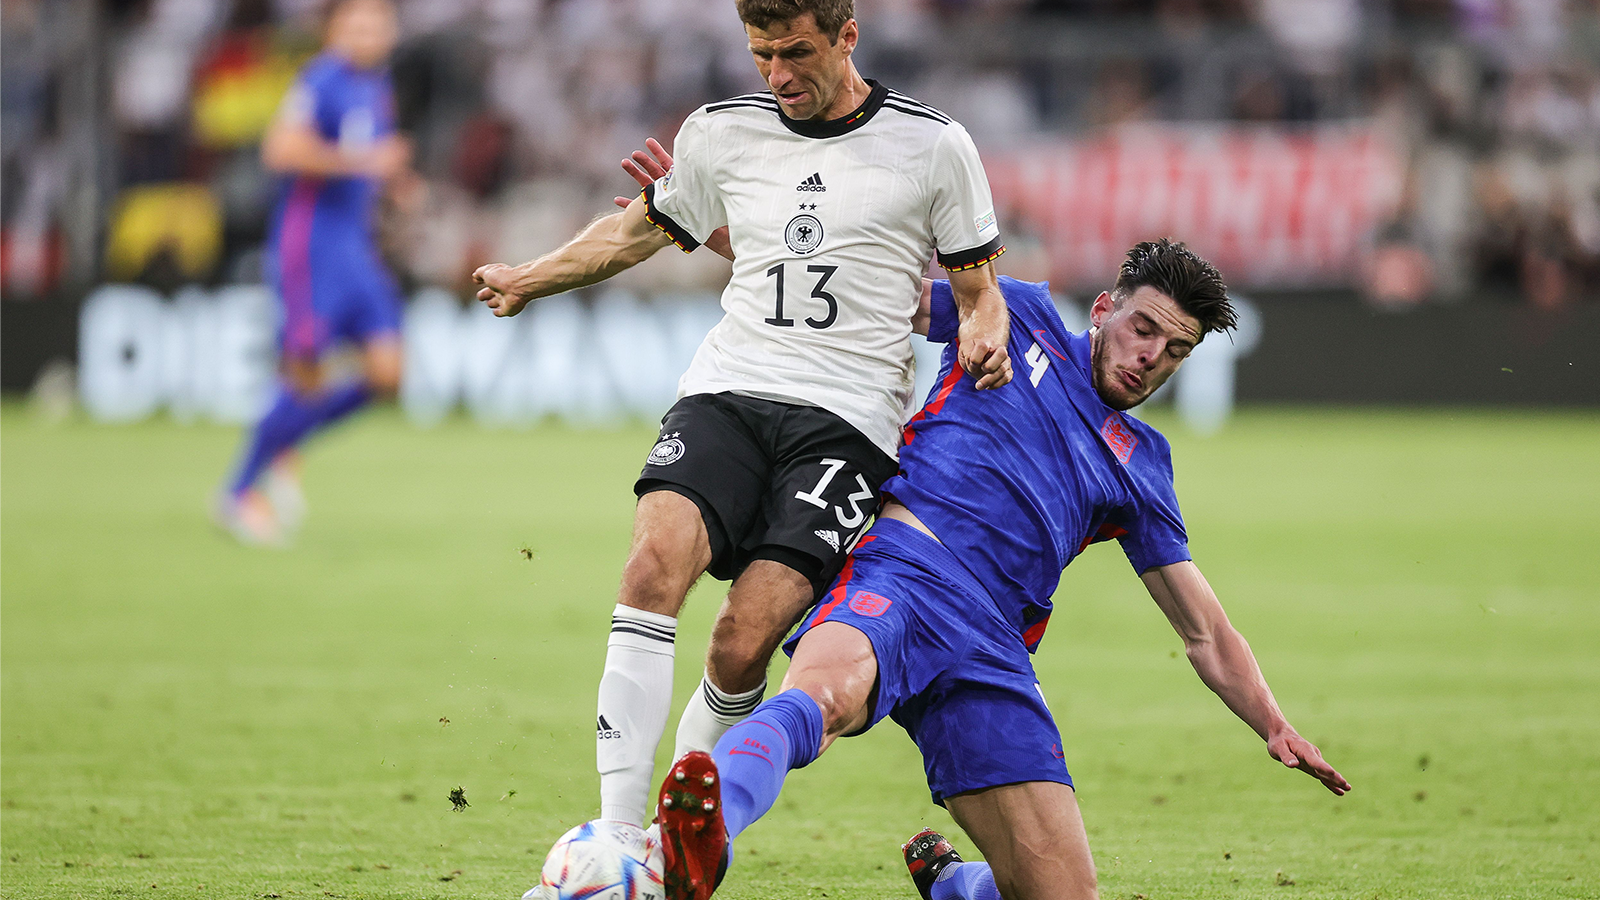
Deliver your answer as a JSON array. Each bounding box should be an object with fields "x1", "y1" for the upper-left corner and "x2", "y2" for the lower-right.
[
  {"x1": 673, "y1": 672, "x2": 766, "y2": 759},
  {"x1": 597, "y1": 604, "x2": 676, "y2": 826}
]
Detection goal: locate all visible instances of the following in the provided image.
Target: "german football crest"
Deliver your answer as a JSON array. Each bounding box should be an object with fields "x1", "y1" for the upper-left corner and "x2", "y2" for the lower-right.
[
  {"x1": 784, "y1": 214, "x2": 824, "y2": 255},
  {"x1": 647, "y1": 437, "x2": 685, "y2": 466}
]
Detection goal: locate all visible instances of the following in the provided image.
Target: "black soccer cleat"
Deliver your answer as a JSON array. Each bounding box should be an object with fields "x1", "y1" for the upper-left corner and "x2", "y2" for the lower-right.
[{"x1": 902, "y1": 828, "x2": 963, "y2": 900}]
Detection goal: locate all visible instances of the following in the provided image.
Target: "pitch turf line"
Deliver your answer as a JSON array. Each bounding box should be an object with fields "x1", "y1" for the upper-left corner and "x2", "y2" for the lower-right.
[{"x1": 1, "y1": 406, "x2": 1596, "y2": 899}]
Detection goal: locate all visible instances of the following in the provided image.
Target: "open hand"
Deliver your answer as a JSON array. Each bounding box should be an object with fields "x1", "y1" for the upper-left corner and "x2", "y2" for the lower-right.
[
  {"x1": 1269, "y1": 730, "x2": 1351, "y2": 796},
  {"x1": 611, "y1": 137, "x2": 675, "y2": 209}
]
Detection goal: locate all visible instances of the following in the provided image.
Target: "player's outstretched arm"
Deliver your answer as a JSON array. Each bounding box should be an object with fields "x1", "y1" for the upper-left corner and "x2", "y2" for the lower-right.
[
  {"x1": 1141, "y1": 560, "x2": 1352, "y2": 796},
  {"x1": 472, "y1": 200, "x2": 671, "y2": 317},
  {"x1": 946, "y1": 264, "x2": 1011, "y2": 389}
]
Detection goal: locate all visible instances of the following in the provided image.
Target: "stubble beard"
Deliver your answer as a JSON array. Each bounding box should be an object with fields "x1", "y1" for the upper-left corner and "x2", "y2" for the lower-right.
[{"x1": 1090, "y1": 332, "x2": 1137, "y2": 411}]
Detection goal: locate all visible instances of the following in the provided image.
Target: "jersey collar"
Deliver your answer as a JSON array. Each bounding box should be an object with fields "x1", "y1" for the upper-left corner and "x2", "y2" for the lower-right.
[{"x1": 776, "y1": 79, "x2": 889, "y2": 139}]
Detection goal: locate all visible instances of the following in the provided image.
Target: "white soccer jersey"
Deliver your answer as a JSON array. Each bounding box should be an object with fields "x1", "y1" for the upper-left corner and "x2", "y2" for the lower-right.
[{"x1": 642, "y1": 80, "x2": 1004, "y2": 458}]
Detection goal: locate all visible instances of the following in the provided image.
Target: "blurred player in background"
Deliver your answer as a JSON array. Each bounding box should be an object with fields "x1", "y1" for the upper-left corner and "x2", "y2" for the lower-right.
[
  {"x1": 650, "y1": 242, "x2": 1350, "y2": 900},
  {"x1": 475, "y1": 0, "x2": 1012, "y2": 839},
  {"x1": 216, "y1": 0, "x2": 409, "y2": 546}
]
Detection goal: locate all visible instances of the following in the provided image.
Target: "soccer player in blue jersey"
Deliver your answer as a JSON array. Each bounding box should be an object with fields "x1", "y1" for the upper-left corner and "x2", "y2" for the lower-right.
[
  {"x1": 216, "y1": 0, "x2": 410, "y2": 545},
  {"x1": 649, "y1": 241, "x2": 1351, "y2": 900}
]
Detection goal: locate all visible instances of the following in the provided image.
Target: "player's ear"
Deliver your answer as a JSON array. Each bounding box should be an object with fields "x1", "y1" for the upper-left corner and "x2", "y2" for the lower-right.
[
  {"x1": 837, "y1": 19, "x2": 858, "y2": 55},
  {"x1": 1089, "y1": 291, "x2": 1114, "y2": 328}
]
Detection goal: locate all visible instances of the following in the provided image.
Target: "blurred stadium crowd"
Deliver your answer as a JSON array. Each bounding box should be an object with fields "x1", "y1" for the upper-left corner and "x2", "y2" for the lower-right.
[{"x1": 3, "y1": 0, "x2": 1598, "y2": 306}]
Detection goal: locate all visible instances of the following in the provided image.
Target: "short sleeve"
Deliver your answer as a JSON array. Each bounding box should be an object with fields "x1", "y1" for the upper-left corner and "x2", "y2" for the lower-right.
[
  {"x1": 278, "y1": 59, "x2": 342, "y2": 141},
  {"x1": 926, "y1": 279, "x2": 959, "y2": 344},
  {"x1": 643, "y1": 110, "x2": 727, "y2": 254},
  {"x1": 1114, "y1": 437, "x2": 1192, "y2": 574},
  {"x1": 276, "y1": 80, "x2": 319, "y2": 131},
  {"x1": 928, "y1": 123, "x2": 1004, "y2": 271}
]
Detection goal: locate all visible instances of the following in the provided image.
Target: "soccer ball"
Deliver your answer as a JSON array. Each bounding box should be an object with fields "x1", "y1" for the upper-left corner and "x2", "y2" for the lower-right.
[{"x1": 524, "y1": 820, "x2": 666, "y2": 900}]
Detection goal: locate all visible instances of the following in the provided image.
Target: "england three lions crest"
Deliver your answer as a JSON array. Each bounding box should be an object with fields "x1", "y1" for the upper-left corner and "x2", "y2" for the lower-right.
[{"x1": 1099, "y1": 414, "x2": 1138, "y2": 465}]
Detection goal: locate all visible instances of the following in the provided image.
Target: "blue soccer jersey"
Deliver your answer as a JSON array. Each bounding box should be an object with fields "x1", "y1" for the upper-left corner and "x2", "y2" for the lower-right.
[
  {"x1": 265, "y1": 53, "x2": 402, "y2": 357},
  {"x1": 269, "y1": 53, "x2": 396, "y2": 239},
  {"x1": 883, "y1": 277, "x2": 1192, "y2": 649}
]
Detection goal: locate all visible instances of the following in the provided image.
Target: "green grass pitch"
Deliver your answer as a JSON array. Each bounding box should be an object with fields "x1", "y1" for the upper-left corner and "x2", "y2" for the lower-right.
[{"x1": 3, "y1": 405, "x2": 1598, "y2": 899}]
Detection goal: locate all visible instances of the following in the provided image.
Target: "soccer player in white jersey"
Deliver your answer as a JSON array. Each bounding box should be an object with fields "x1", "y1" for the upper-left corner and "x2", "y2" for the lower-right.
[{"x1": 473, "y1": 0, "x2": 1011, "y2": 833}]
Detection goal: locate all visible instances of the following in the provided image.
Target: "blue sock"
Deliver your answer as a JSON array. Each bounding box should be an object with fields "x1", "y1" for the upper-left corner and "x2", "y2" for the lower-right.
[
  {"x1": 228, "y1": 382, "x2": 370, "y2": 496},
  {"x1": 710, "y1": 688, "x2": 824, "y2": 842},
  {"x1": 930, "y1": 861, "x2": 1001, "y2": 900}
]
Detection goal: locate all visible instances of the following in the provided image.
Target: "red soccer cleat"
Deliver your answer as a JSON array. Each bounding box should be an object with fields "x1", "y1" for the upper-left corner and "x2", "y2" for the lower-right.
[{"x1": 653, "y1": 751, "x2": 728, "y2": 900}]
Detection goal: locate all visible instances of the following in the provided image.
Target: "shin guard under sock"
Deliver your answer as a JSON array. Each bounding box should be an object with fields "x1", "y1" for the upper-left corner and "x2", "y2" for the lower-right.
[
  {"x1": 596, "y1": 604, "x2": 676, "y2": 826},
  {"x1": 709, "y1": 688, "x2": 824, "y2": 841}
]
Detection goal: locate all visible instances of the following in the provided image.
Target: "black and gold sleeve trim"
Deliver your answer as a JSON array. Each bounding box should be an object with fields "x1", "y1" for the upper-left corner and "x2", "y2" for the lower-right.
[
  {"x1": 641, "y1": 183, "x2": 700, "y2": 253},
  {"x1": 937, "y1": 236, "x2": 1006, "y2": 272}
]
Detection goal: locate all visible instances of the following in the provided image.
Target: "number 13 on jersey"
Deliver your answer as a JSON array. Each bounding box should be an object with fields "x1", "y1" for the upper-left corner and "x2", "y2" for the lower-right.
[{"x1": 765, "y1": 263, "x2": 839, "y2": 329}]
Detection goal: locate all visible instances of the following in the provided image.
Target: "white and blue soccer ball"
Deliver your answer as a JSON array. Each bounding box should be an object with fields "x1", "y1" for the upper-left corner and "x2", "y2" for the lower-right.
[{"x1": 524, "y1": 820, "x2": 666, "y2": 900}]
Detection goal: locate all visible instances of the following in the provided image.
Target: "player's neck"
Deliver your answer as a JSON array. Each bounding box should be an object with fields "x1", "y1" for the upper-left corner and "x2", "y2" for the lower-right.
[{"x1": 817, "y1": 65, "x2": 871, "y2": 122}]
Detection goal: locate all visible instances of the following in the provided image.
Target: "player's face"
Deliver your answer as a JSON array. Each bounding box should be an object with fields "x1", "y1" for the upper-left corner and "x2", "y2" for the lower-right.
[
  {"x1": 327, "y1": 0, "x2": 398, "y2": 69},
  {"x1": 1088, "y1": 286, "x2": 1202, "y2": 410},
  {"x1": 746, "y1": 15, "x2": 859, "y2": 121}
]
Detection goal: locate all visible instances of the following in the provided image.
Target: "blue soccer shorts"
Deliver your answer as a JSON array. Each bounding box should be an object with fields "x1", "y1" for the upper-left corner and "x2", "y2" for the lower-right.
[
  {"x1": 783, "y1": 518, "x2": 1073, "y2": 805},
  {"x1": 272, "y1": 229, "x2": 403, "y2": 360}
]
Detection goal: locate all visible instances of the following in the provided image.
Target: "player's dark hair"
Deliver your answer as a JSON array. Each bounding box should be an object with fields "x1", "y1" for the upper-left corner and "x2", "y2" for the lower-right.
[
  {"x1": 736, "y1": 0, "x2": 856, "y2": 41},
  {"x1": 1112, "y1": 239, "x2": 1236, "y2": 337}
]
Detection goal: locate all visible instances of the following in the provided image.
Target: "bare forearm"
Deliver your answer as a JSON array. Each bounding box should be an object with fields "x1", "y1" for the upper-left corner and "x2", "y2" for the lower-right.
[
  {"x1": 952, "y1": 281, "x2": 1005, "y2": 328},
  {"x1": 1185, "y1": 626, "x2": 1290, "y2": 742},
  {"x1": 1145, "y1": 561, "x2": 1350, "y2": 794},
  {"x1": 263, "y1": 130, "x2": 361, "y2": 177},
  {"x1": 1145, "y1": 562, "x2": 1292, "y2": 741},
  {"x1": 505, "y1": 211, "x2": 668, "y2": 301},
  {"x1": 945, "y1": 265, "x2": 1011, "y2": 387}
]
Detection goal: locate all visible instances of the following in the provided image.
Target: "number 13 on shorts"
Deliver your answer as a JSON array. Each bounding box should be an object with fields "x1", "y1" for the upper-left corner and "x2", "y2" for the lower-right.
[{"x1": 794, "y1": 458, "x2": 876, "y2": 529}]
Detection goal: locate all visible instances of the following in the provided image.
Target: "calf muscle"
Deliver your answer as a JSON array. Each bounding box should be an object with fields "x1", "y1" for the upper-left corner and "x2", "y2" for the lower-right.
[{"x1": 945, "y1": 781, "x2": 1097, "y2": 900}]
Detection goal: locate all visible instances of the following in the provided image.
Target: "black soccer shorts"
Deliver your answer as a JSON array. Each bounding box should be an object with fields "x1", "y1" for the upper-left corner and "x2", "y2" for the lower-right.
[{"x1": 634, "y1": 392, "x2": 899, "y2": 595}]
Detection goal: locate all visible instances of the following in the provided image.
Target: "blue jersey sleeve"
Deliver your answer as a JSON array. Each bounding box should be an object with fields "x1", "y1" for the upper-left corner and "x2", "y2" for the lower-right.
[
  {"x1": 926, "y1": 279, "x2": 960, "y2": 344},
  {"x1": 1113, "y1": 431, "x2": 1192, "y2": 573},
  {"x1": 286, "y1": 58, "x2": 344, "y2": 141}
]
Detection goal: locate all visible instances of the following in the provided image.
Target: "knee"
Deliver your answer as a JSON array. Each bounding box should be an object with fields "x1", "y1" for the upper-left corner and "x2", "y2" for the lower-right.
[
  {"x1": 282, "y1": 358, "x2": 323, "y2": 396},
  {"x1": 619, "y1": 536, "x2": 695, "y2": 614},
  {"x1": 794, "y1": 681, "x2": 860, "y2": 737},
  {"x1": 362, "y1": 342, "x2": 402, "y2": 399},
  {"x1": 364, "y1": 361, "x2": 401, "y2": 399},
  {"x1": 366, "y1": 370, "x2": 400, "y2": 400}
]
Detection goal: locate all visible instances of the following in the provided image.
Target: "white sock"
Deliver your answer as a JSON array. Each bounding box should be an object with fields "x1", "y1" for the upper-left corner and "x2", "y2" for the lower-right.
[
  {"x1": 673, "y1": 671, "x2": 767, "y2": 759},
  {"x1": 597, "y1": 604, "x2": 676, "y2": 826}
]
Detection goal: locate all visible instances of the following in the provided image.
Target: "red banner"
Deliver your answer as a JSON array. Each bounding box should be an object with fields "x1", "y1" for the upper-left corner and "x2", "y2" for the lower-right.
[{"x1": 982, "y1": 125, "x2": 1403, "y2": 288}]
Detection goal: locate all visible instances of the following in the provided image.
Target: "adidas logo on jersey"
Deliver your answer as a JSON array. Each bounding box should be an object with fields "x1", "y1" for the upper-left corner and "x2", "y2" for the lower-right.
[
  {"x1": 596, "y1": 715, "x2": 623, "y2": 740},
  {"x1": 815, "y1": 529, "x2": 841, "y2": 552},
  {"x1": 796, "y1": 173, "x2": 826, "y2": 192}
]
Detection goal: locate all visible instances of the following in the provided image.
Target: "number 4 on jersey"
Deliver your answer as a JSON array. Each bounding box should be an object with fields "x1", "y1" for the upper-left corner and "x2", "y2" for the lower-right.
[{"x1": 1025, "y1": 342, "x2": 1051, "y2": 387}]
